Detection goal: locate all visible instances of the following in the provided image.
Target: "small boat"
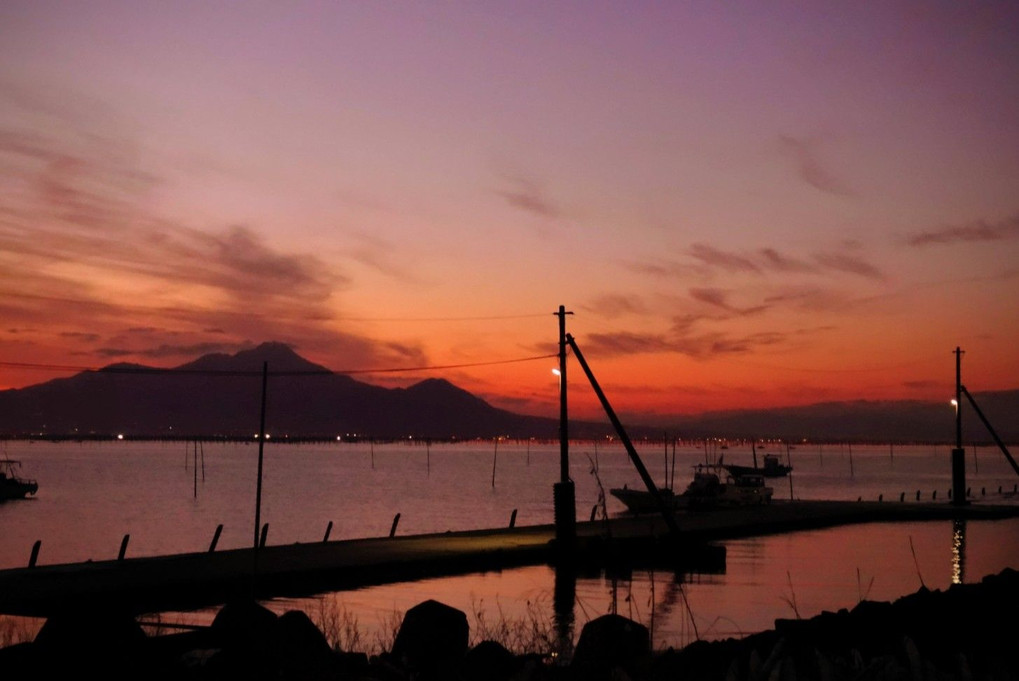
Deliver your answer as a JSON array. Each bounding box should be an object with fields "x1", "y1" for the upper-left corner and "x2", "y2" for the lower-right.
[
  {"x1": 610, "y1": 464, "x2": 773, "y2": 513},
  {"x1": 723, "y1": 453, "x2": 792, "y2": 478},
  {"x1": 0, "y1": 459, "x2": 38, "y2": 501},
  {"x1": 608, "y1": 485, "x2": 681, "y2": 514}
]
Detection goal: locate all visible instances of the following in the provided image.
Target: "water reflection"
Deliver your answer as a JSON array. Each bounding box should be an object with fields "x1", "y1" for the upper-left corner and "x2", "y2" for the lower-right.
[
  {"x1": 552, "y1": 563, "x2": 575, "y2": 661},
  {"x1": 952, "y1": 518, "x2": 966, "y2": 584}
]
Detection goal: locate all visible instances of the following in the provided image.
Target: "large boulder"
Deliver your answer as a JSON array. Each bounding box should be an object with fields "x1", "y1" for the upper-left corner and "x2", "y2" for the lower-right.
[
  {"x1": 391, "y1": 599, "x2": 469, "y2": 678},
  {"x1": 571, "y1": 614, "x2": 650, "y2": 680}
]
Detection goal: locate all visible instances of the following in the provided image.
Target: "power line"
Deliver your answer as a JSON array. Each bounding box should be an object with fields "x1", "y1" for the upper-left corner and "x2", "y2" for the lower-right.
[
  {"x1": 333, "y1": 313, "x2": 551, "y2": 322},
  {"x1": 0, "y1": 353, "x2": 558, "y2": 377}
]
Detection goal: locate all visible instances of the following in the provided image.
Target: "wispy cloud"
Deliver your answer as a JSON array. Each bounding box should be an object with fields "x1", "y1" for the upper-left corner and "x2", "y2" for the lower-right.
[
  {"x1": 626, "y1": 244, "x2": 872, "y2": 282},
  {"x1": 778, "y1": 135, "x2": 855, "y2": 197},
  {"x1": 583, "y1": 328, "x2": 790, "y2": 361},
  {"x1": 688, "y1": 288, "x2": 770, "y2": 315},
  {"x1": 689, "y1": 243, "x2": 761, "y2": 273},
  {"x1": 907, "y1": 214, "x2": 1019, "y2": 246},
  {"x1": 759, "y1": 248, "x2": 817, "y2": 273},
  {"x1": 583, "y1": 294, "x2": 648, "y2": 317},
  {"x1": 346, "y1": 231, "x2": 421, "y2": 283},
  {"x1": 0, "y1": 104, "x2": 430, "y2": 372},
  {"x1": 495, "y1": 176, "x2": 560, "y2": 219},
  {"x1": 811, "y1": 252, "x2": 884, "y2": 280}
]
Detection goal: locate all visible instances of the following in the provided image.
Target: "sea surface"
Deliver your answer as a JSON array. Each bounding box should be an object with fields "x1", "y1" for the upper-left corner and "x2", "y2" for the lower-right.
[{"x1": 1, "y1": 439, "x2": 1018, "y2": 651}]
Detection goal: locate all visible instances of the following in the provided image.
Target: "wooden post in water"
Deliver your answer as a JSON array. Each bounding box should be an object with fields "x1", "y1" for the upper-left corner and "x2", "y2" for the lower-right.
[
  {"x1": 209, "y1": 524, "x2": 223, "y2": 552},
  {"x1": 491, "y1": 438, "x2": 498, "y2": 487}
]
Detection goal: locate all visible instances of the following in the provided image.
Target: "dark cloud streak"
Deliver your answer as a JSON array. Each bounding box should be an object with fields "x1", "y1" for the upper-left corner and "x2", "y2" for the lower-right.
[{"x1": 908, "y1": 215, "x2": 1019, "y2": 246}]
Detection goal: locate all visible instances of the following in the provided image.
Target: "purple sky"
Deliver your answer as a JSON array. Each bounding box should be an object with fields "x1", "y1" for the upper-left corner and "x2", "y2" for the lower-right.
[{"x1": 2, "y1": 1, "x2": 1018, "y2": 419}]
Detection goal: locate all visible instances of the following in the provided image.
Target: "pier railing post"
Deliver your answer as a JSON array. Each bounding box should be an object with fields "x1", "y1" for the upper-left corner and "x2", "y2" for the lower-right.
[
  {"x1": 209, "y1": 524, "x2": 224, "y2": 552},
  {"x1": 118, "y1": 534, "x2": 130, "y2": 561},
  {"x1": 29, "y1": 540, "x2": 41, "y2": 568}
]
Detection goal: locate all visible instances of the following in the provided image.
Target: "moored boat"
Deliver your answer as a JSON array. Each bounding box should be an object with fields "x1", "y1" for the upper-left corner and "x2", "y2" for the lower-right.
[
  {"x1": 0, "y1": 459, "x2": 38, "y2": 501},
  {"x1": 723, "y1": 453, "x2": 792, "y2": 478},
  {"x1": 610, "y1": 463, "x2": 773, "y2": 513}
]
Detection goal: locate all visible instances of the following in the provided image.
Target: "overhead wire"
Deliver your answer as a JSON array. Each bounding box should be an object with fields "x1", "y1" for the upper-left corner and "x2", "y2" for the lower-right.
[{"x1": 0, "y1": 353, "x2": 559, "y2": 377}]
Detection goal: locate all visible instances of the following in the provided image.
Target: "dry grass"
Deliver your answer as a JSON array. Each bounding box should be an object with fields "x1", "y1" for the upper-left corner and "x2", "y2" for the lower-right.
[{"x1": 313, "y1": 595, "x2": 401, "y2": 657}]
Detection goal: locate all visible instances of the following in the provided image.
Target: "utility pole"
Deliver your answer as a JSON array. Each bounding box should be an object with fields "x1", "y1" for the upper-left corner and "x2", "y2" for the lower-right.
[
  {"x1": 554, "y1": 305, "x2": 576, "y2": 550},
  {"x1": 952, "y1": 347, "x2": 966, "y2": 506},
  {"x1": 255, "y1": 361, "x2": 268, "y2": 546}
]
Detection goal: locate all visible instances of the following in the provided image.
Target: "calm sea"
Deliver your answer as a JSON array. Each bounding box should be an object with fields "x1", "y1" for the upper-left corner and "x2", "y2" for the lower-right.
[{"x1": 2, "y1": 439, "x2": 1018, "y2": 651}]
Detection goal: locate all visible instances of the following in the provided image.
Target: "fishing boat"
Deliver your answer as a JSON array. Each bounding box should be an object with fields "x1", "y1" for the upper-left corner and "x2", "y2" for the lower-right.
[
  {"x1": 610, "y1": 464, "x2": 773, "y2": 513},
  {"x1": 723, "y1": 453, "x2": 792, "y2": 478},
  {"x1": 0, "y1": 459, "x2": 38, "y2": 501}
]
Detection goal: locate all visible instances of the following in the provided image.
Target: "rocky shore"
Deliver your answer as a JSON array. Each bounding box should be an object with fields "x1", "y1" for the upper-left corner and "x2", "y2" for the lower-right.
[{"x1": 1, "y1": 567, "x2": 1016, "y2": 680}]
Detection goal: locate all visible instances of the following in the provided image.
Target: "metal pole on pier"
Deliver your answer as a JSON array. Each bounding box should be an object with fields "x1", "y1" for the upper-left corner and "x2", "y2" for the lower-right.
[
  {"x1": 566, "y1": 333, "x2": 681, "y2": 538},
  {"x1": 952, "y1": 348, "x2": 967, "y2": 506},
  {"x1": 554, "y1": 305, "x2": 576, "y2": 551}
]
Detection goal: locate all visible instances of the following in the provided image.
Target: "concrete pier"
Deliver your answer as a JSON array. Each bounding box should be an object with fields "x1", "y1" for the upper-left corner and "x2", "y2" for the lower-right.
[{"x1": 1, "y1": 499, "x2": 1016, "y2": 619}]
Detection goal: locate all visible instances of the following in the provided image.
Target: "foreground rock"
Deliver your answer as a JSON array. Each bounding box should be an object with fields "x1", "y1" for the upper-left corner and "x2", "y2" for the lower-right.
[{"x1": 0, "y1": 568, "x2": 1015, "y2": 679}]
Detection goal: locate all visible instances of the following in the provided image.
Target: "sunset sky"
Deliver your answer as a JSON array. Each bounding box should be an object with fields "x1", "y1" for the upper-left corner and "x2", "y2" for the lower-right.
[{"x1": 2, "y1": 2, "x2": 1017, "y2": 423}]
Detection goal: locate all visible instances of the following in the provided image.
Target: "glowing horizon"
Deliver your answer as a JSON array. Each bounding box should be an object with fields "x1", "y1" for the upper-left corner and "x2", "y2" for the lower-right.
[{"x1": 2, "y1": 2, "x2": 1017, "y2": 422}]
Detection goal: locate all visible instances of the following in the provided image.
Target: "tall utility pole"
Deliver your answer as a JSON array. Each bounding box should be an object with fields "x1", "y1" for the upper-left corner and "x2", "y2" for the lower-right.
[
  {"x1": 952, "y1": 347, "x2": 966, "y2": 506},
  {"x1": 255, "y1": 361, "x2": 268, "y2": 546},
  {"x1": 554, "y1": 305, "x2": 576, "y2": 550}
]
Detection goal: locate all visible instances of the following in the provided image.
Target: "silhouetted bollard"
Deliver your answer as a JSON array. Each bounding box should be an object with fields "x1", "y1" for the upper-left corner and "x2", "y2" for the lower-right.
[
  {"x1": 981, "y1": 487, "x2": 985, "y2": 496},
  {"x1": 916, "y1": 490, "x2": 921, "y2": 501},
  {"x1": 118, "y1": 534, "x2": 130, "y2": 561},
  {"x1": 899, "y1": 492, "x2": 905, "y2": 502},
  {"x1": 259, "y1": 523, "x2": 269, "y2": 548},
  {"x1": 390, "y1": 513, "x2": 401, "y2": 537},
  {"x1": 878, "y1": 494, "x2": 883, "y2": 502},
  {"x1": 966, "y1": 487, "x2": 971, "y2": 497},
  {"x1": 29, "y1": 540, "x2": 41, "y2": 568},
  {"x1": 509, "y1": 509, "x2": 517, "y2": 528},
  {"x1": 323, "y1": 520, "x2": 333, "y2": 543},
  {"x1": 209, "y1": 524, "x2": 223, "y2": 552},
  {"x1": 999, "y1": 486, "x2": 1003, "y2": 494},
  {"x1": 591, "y1": 505, "x2": 598, "y2": 521}
]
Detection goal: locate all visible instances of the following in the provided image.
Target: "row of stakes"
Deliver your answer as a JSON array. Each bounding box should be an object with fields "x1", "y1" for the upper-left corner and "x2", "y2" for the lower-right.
[
  {"x1": 24, "y1": 483, "x2": 1017, "y2": 569},
  {"x1": 865, "y1": 483, "x2": 1018, "y2": 503},
  {"x1": 25, "y1": 507, "x2": 528, "y2": 569}
]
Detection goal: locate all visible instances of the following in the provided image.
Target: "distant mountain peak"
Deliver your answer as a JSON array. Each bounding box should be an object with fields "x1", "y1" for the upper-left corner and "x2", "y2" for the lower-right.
[{"x1": 178, "y1": 342, "x2": 332, "y2": 373}]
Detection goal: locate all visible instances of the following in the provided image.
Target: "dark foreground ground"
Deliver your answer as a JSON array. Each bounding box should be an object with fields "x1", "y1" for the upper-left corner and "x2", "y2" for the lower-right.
[{"x1": 1, "y1": 567, "x2": 1016, "y2": 680}]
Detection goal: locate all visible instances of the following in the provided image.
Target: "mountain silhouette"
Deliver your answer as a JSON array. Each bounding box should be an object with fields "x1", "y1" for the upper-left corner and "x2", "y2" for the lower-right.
[
  {"x1": 0, "y1": 342, "x2": 1015, "y2": 443},
  {"x1": 0, "y1": 343, "x2": 560, "y2": 439}
]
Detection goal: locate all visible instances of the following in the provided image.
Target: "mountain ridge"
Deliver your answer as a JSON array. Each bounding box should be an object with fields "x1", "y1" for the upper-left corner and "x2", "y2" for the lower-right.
[{"x1": 0, "y1": 343, "x2": 1016, "y2": 442}]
